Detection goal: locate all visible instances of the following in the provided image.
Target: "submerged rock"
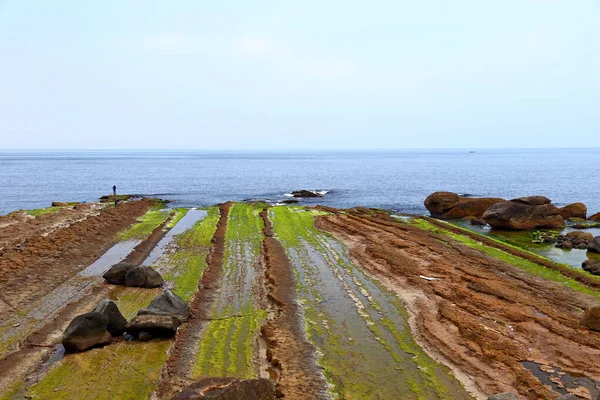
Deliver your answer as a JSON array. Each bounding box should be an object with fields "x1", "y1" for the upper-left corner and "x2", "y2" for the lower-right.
[
  {"x1": 137, "y1": 289, "x2": 190, "y2": 322},
  {"x1": 482, "y1": 201, "x2": 565, "y2": 230},
  {"x1": 588, "y1": 237, "x2": 600, "y2": 253},
  {"x1": 566, "y1": 231, "x2": 594, "y2": 242},
  {"x1": 559, "y1": 202, "x2": 587, "y2": 220},
  {"x1": 125, "y1": 266, "x2": 164, "y2": 288},
  {"x1": 94, "y1": 299, "x2": 127, "y2": 336},
  {"x1": 291, "y1": 190, "x2": 322, "y2": 198},
  {"x1": 62, "y1": 312, "x2": 112, "y2": 352},
  {"x1": 172, "y1": 377, "x2": 276, "y2": 400},
  {"x1": 281, "y1": 199, "x2": 299, "y2": 204},
  {"x1": 487, "y1": 393, "x2": 520, "y2": 400},
  {"x1": 581, "y1": 307, "x2": 600, "y2": 331},
  {"x1": 424, "y1": 191, "x2": 504, "y2": 219},
  {"x1": 103, "y1": 262, "x2": 136, "y2": 285}
]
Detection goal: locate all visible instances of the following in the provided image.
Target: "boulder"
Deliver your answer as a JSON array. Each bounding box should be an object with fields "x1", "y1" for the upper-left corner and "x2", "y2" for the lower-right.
[
  {"x1": 582, "y1": 259, "x2": 600, "y2": 275},
  {"x1": 126, "y1": 314, "x2": 181, "y2": 337},
  {"x1": 559, "y1": 202, "x2": 587, "y2": 220},
  {"x1": 589, "y1": 212, "x2": 600, "y2": 221},
  {"x1": 103, "y1": 262, "x2": 136, "y2": 285},
  {"x1": 137, "y1": 289, "x2": 190, "y2": 322},
  {"x1": 581, "y1": 306, "x2": 600, "y2": 331},
  {"x1": 62, "y1": 312, "x2": 112, "y2": 352},
  {"x1": 94, "y1": 299, "x2": 127, "y2": 336},
  {"x1": 424, "y1": 192, "x2": 460, "y2": 217},
  {"x1": 483, "y1": 201, "x2": 565, "y2": 230},
  {"x1": 464, "y1": 216, "x2": 486, "y2": 226},
  {"x1": 281, "y1": 199, "x2": 299, "y2": 204},
  {"x1": 588, "y1": 237, "x2": 600, "y2": 253},
  {"x1": 125, "y1": 266, "x2": 164, "y2": 288},
  {"x1": 510, "y1": 196, "x2": 552, "y2": 206},
  {"x1": 172, "y1": 377, "x2": 276, "y2": 400},
  {"x1": 566, "y1": 231, "x2": 594, "y2": 242},
  {"x1": 291, "y1": 190, "x2": 322, "y2": 198},
  {"x1": 424, "y1": 192, "x2": 504, "y2": 219},
  {"x1": 51, "y1": 201, "x2": 67, "y2": 207},
  {"x1": 488, "y1": 393, "x2": 520, "y2": 400}
]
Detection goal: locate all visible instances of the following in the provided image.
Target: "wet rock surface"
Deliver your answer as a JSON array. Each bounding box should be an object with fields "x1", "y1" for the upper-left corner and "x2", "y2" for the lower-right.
[
  {"x1": 102, "y1": 262, "x2": 136, "y2": 285},
  {"x1": 588, "y1": 237, "x2": 600, "y2": 253},
  {"x1": 62, "y1": 312, "x2": 112, "y2": 352},
  {"x1": 124, "y1": 266, "x2": 164, "y2": 288},
  {"x1": 137, "y1": 289, "x2": 190, "y2": 322},
  {"x1": 94, "y1": 299, "x2": 127, "y2": 336},
  {"x1": 483, "y1": 200, "x2": 565, "y2": 230},
  {"x1": 171, "y1": 377, "x2": 276, "y2": 400},
  {"x1": 554, "y1": 231, "x2": 594, "y2": 250},
  {"x1": 126, "y1": 314, "x2": 181, "y2": 338},
  {"x1": 583, "y1": 259, "x2": 600, "y2": 275}
]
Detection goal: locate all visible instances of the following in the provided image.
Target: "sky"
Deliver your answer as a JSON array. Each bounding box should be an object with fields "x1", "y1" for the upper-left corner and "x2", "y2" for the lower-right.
[{"x1": 0, "y1": 1, "x2": 599, "y2": 149}]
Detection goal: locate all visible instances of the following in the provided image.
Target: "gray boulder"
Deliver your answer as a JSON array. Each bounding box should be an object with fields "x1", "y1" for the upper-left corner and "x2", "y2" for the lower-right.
[
  {"x1": 94, "y1": 299, "x2": 127, "y2": 336},
  {"x1": 172, "y1": 377, "x2": 276, "y2": 400},
  {"x1": 137, "y1": 289, "x2": 190, "y2": 322},
  {"x1": 124, "y1": 266, "x2": 164, "y2": 288},
  {"x1": 583, "y1": 259, "x2": 600, "y2": 275},
  {"x1": 126, "y1": 314, "x2": 181, "y2": 338},
  {"x1": 103, "y1": 262, "x2": 136, "y2": 285},
  {"x1": 62, "y1": 312, "x2": 112, "y2": 352},
  {"x1": 588, "y1": 237, "x2": 600, "y2": 253},
  {"x1": 488, "y1": 393, "x2": 520, "y2": 400}
]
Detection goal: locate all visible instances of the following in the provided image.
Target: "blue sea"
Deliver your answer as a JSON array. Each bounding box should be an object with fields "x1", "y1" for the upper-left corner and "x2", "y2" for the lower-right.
[{"x1": 1, "y1": 149, "x2": 599, "y2": 216}]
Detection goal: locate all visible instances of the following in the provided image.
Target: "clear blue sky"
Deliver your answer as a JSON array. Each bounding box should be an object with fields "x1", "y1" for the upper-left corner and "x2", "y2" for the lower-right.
[{"x1": 1, "y1": 1, "x2": 599, "y2": 149}]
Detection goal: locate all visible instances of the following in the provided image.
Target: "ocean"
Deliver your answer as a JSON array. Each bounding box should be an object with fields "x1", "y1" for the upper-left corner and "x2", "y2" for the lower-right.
[{"x1": 1, "y1": 148, "x2": 599, "y2": 216}]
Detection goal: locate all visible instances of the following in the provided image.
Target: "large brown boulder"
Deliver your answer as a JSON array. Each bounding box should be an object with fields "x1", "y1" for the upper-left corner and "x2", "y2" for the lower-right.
[
  {"x1": 172, "y1": 377, "x2": 276, "y2": 400},
  {"x1": 581, "y1": 307, "x2": 600, "y2": 331},
  {"x1": 589, "y1": 212, "x2": 600, "y2": 221},
  {"x1": 482, "y1": 201, "x2": 565, "y2": 230},
  {"x1": 588, "y1": 237, "x2": 600, "y2": 253},
  {"x1": 559, "y1": 202, "x2": 587, "y2": 220},
  {"x1": 424, "y1": 192, "x2": 503, "y2": 219},
  {"x1": 582, "y1": 259, "x2": 600, "y2": 275}
]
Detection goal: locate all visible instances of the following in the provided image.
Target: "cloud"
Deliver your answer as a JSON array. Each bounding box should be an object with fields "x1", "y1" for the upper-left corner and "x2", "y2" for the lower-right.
[{"x1": 232, "y1": 35, "x2": 275, "y2": 57}]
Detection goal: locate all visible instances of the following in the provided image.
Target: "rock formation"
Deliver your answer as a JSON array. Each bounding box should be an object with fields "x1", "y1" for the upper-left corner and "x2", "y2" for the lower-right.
[
  {"x1": 559, "y1": 202, "x2": 587, "y2": 220},
  {"x1": 62, "y1": 312, "x2": 112, "y2": 352},
  {"x1": 103, "y1": 262, "x2": 136, "y2": 285},
  {"x1": 94, "y1": 299, "x2": 127, "y2": 336},
  {"x1": 291, "y1": 190, "x2": 322, "y2": 198},
  {"x1": 588, "y1": 237, "x2": 600, "y2": 253},
  {"x1": 126, "y1": 289, "x2": 190, "y2": 339},
  {"x1": 424, "y1": 191, "x2": 504, "y2": 219},
  {"x1": 172, "y1": 377, "x2": 276, "y2": 400},
  {"x1": 124, "y1": 266, "x2": 164, "y2": 288},
  {"x1": 582, "y1": 259, "x2": 600, "y2": 275},
  {"x1": 581, "y1": 307, "x2": 600, "y2": 331},
  {"x1": 482, "y1": 200, "x2": 565, "y2": 230}
]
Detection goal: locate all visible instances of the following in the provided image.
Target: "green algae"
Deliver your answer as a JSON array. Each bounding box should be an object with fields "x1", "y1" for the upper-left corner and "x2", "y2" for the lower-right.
[
  {"x1": 160, "y1": 207, "x2": 220, "y2": 301},
  {"x1": 113, "y1": 288, "x2": 160, "y2": 320},
  {"x1": 404, "y1": 217, "x2": 600, "y2": 298},
  {"x1": 191, "y1": 203, "x2": 266, "y2": 380},
  {"x1": 27, "y1": 340, "x2": 171, "y2": 400},
  {"x1": 117, "y1": 209, "x2": 170, "y2": 241},
  {"x1": 25, "y1": 206, "x2": 62, "y2": 217},
  {"x1": 270, "y1": 206, "x2": 468, "y2": 399}
]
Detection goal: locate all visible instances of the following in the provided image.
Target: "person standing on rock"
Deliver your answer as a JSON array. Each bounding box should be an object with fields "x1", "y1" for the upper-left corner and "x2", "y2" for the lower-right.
[{"x1": 113, "y1": 185, "x2": 117, "y2": 195}]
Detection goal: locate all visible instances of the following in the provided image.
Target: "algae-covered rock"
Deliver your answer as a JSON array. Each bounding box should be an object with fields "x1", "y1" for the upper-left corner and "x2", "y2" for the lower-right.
[
  {"x1": 62, "y1": 312, "x2": 112, "y2": 352},
  {"x1": 125, "y1": 266, "x2": 164, "y2": 288},
  {"x1": 482, "y1": 201, "x2": 565, "y2": 230},
  {"x1": 103, "y1": 262, "x2": 136, "y2": 285},
  {"x1": 138, "y1": 289, "x2": 190, "y2": 322},
  {"x1": 172, "y1": 377, "x2": 276, "y2": 400},
  {"x1": 94, "y1": 299, "x2": 127, "y2": 336},
  {"x1": 581, "y1": 306, "x2": 600, "y2": 331}
]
